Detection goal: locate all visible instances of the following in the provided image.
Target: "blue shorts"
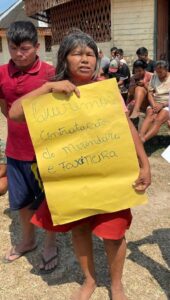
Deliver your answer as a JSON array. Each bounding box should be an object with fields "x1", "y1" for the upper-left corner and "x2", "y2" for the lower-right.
[{"x1": 7, "y1": 157, "x2": 45, "y2": 210}]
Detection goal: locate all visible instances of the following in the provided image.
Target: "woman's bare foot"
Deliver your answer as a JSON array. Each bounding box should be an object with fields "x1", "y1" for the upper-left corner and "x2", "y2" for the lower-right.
[
  {"x1": 130, "y1": 110, "x2": 140, "y2": 119},
  {"x1": 111, "y1": 286, "x2": 128, "y2": 300},
  {"x1": 70, "y1": 280, "x2": 97, "y2": 300}
]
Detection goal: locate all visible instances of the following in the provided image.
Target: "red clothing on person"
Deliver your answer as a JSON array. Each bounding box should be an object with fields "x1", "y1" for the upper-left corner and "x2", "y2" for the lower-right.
[
  {"x1": 31, "y1": 200, "x2": 132, "y2": 240},
  {"x1": 0, "y1": 58, "x2": 55, "y2": 161},
  {"x1": 129, "y1": 71, "x2": 152, "y2": 88}
]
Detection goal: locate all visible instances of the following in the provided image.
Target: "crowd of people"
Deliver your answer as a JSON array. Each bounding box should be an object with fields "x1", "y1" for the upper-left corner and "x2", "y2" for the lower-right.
[
  {"x1": 98, "y1": 46, "x2": 170, "y2": 135},
  {"x1": 0, "y1": 19, "x2": 169, "y2": 300}
]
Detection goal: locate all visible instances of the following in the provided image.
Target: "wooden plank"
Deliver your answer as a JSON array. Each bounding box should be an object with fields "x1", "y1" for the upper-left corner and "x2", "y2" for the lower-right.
[
  {"x1": 157, "y1": 0, "x2": 169, "y2": 60},
  {"x1": 24, "y1": 0, "x2": 72, "y2": 16},
  {"x1": 0, "y1": 28, "x2": 51, "y2": 37},
  {"x1": 110, "y1": 0, "x2": 155, "y2": 61}
]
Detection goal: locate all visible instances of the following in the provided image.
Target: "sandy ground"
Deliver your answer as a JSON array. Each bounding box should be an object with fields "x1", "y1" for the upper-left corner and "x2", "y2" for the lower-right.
[{"x1": 0, "y1": 112, "x2": 170, "y2": 300}]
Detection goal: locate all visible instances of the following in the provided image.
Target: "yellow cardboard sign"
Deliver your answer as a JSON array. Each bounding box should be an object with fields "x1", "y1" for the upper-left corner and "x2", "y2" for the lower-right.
[{"x1": 23, "y1": 79, "x2": 147, "y2": 225}]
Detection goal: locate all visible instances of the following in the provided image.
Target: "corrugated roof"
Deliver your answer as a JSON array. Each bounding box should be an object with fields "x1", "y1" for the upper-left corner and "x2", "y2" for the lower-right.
[{"x1": 0, "y1": 1, "x2": 48, "y2": 29}]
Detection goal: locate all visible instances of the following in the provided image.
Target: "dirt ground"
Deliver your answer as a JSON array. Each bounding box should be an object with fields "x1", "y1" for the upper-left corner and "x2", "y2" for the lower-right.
[{"x1": 0, "y1": 112, "x2": 170, "y2": 300}]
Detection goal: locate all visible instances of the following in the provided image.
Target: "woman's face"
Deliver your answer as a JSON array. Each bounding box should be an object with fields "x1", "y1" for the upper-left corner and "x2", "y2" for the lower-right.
[
  {"x1": 134, "y1": 67, "x2": 145, "y2": 79},
  {"x1": 66, "y1": 45, "x2": 97, "y2": 84},
  {"x1": 156, "y1": 66, "x2": 168, "y2": 80},
  {"x1": 137, "y1": 54, "x2": 148, "y2": 62}
]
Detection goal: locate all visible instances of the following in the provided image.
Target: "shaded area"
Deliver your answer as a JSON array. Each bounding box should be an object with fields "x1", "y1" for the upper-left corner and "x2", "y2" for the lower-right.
[
  {"x1": 127, "y1": 228, "x2": 170, "y2": 298},
  {"x1": 3, "y1": 208, "x2": 110, "y2": 289},
  {"x1": 144, "y1": 135, "x2": 170, "y2": 156}
]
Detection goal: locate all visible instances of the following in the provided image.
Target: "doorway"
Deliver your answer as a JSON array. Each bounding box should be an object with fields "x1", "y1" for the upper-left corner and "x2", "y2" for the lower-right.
[{"x1": 156, "y1": 0, "x2": 169, "y2": 66}]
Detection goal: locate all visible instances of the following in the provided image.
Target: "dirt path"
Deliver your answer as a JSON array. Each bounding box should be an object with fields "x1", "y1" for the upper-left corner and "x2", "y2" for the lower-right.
[{"x1": 0, "y1": 113, "x2": 169, "y2": 300}]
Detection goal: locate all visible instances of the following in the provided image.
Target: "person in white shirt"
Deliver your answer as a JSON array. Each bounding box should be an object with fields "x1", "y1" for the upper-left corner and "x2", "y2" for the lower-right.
[{"x1": 115, "y1": 48, "x2": 127, "y2": 65}]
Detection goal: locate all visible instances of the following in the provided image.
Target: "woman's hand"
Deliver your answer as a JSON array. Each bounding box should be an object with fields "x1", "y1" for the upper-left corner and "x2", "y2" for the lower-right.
[
  {"x1": 136, "y1": 80, "x2": 145, "y2": 87},
  {"x1": 9, "y1": 80, "x2": 80, "y2": 122},
  {"x1": 152, "y1": 102, "x2": 163, "y2": 113},
  {"x1": 133, "y1": 167, "x2": 151, "y2": 192},
  {"x1": 47, "y1": 80, "x2": 80, "y2": 98}
]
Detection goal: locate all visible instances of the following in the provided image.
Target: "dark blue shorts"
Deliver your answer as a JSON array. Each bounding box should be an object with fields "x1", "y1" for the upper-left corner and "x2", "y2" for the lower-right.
[{"x1": 7, "y1": 157, "x2": 45, "y2": 210}]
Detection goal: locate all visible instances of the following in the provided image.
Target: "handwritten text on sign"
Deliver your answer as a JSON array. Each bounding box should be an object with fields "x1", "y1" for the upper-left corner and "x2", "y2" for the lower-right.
[{"x1": 23, "y1": 79, "x2": 147, "y2": 225}]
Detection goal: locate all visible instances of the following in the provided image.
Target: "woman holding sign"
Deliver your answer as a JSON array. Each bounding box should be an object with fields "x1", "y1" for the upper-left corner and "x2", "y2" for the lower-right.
[{"x1": 10, "y1": 32, "x2": 151, "y2": 300}]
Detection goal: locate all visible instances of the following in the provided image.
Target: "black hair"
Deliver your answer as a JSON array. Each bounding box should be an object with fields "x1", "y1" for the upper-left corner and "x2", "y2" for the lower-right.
[
  {"x1": 136, "y1": 47, "x2": 148, "y2": 56},
  {"x1": 155, "y1": 60, "x2": 169, "y2": 70},
  {"x1": 65, "y1": 27, "x2": 83, "y2": 35},
  {"x1": 110, "y1": 47, "x2": 117, "y2": 52},
  {"x1": 56, "y1": 31, "x2": 99, "y2": 81},
  {"x1": 133, "y1": 59, "x2": 148, "y2": 69},
  {"x1": 7, "y1": 21, "x2": 38, "y2": 46},
  {"x1": 115, "y1": 48, "x2": 124, "y2": 56}
]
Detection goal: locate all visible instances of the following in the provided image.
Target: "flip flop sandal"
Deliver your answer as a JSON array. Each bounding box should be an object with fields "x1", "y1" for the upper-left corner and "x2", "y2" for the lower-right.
[
  {"x1": 39, "y1": 253, "x2": 58, "y2": 274},
  {"x1": 3, "y1": 245, "x2": 37, "y2": 264}
]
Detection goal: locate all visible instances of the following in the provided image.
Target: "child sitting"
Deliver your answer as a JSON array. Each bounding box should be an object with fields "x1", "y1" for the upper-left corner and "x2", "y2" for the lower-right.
[{"x1": 127, "y1": 60, "x2": 152, "y2": 128}]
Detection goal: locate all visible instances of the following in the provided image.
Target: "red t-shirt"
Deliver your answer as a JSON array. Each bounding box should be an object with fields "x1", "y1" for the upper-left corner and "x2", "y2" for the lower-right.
[{"x1": 0, "y1": 58, "x2": 55, "y2": 161}]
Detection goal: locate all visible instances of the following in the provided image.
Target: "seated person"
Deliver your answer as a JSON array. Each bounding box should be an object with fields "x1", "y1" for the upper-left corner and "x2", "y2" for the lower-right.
[
  {"x1": 110, "y1": 46, "x2": 117, "y2": 60},
  {"x1": 136, "y1": 47, "x2": 156, "y2": 73},
  {"x1": 128, "y1": 60, "x2": 152, "y2": 125},
  {"x1": 163, "y1": 101, "x2": 170, "y2": 127},
  {"x1": 115, "y1": 48, "x2": 127, "y2": 64},
  {"x1": 98, "y1": 48, "x2": 110, "y2": 80},
  {"x1": 98, "y1": 48, "x2": 110, "y2": 70},
  {"x1": 160, "y1": 100, "x2": 170, "y2": 128},
  {"x1": 140, "y1": 60, "x2": 170, "y2": 142},
  {"x1": 107, "y1": 58, "x2": 130, "y2": 101},
  {"x1": 0, "y1": 139, "x2": 8, "y2": 196}
]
